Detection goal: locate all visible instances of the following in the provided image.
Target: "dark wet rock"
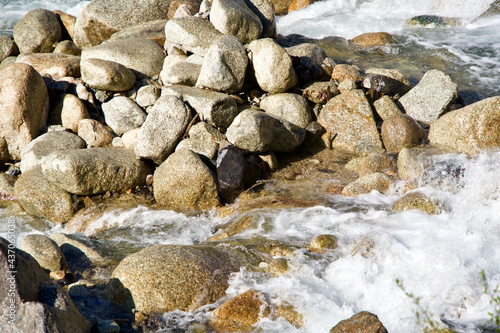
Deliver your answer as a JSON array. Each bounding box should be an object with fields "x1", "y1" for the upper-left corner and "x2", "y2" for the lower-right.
[
  {"x1": 13, "y1": 9, "x2": 62, "y2": 53},
  {"x1": 381, "y1": 114, "x2": 424, "y2": 154},
  {"x1": 14, "y1": 166, "x2": 75, "y2": 223},
  {"x1": 330, "y1": 311, "x2": 388, "y2": 333},
  {"x1": 0, "y1": 63, "x2": 49, "y2": 161},
  {"x1": 393, "y1": 191, "x2": 446, "y2": 215},
  {"x1": 41, "y1": 147, "x2": 151, "y2": 195},
  {"x1": 226, "y1": 109, "x2": 306, "y2": 153},
  {"x1": 365, "y1": 68, "x2": 412, "y2": 97},
  {"x1": 0, "y1": 237, "x2": 91, "y2": 333},
  {"x1": 362, "y1": 73, "x2": 394, "y2": 97},
  {"x1": 154, "y1": 149, "x2": 220, "y2": 210},
  {"x1": 111, "y1": 244, "x2": 258, "y2": 313},
  {"x1": 398, "y1": 69, "x2": 458, "y2": 124},
  {"x1": 134, "y1": 95, "x2": 191, "y2": 164},
  {"x1": 407, "y1": 15, "x2": 462, "y2": 27}
]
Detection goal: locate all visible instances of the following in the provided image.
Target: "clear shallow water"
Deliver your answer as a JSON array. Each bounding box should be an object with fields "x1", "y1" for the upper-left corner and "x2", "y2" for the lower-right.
[{"x1": 1, "y1": 0, "x2": 500, "y2": 332}]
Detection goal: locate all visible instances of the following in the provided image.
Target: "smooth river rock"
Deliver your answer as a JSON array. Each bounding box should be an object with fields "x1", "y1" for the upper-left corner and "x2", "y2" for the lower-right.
[
  {"x1": 101, "y1": 96, "x2": 147, "y2": 136},
  {"x1": 226, "y1": 109, "x2": 306, "y2": 152},
  {"x1": 81, "y1": 58, "x2": 136, "y2": 92},
  {"x1": 259, "y1": 93, "x2": 312, "y2": 128},
  {"x1": 134, "y1": 95, "x2": 191, "y2": 164},
  {"x1": 154, "y1": 149, "x2": 220, "y2": 210},
  {"x1": 429, "y1": 96, "x2": 500, "y2": 154},
  {"x1": 111, "y1": 244, "x2": 255, "y2": 313},
  {"x1": 164, "y1": 17, "x2": 223, "y2": 56},
  {"x1": 0, "y1": 63, "x2": 49, "y2": 160},
  {"x1": 13, "y1": 9, "x2": 62, "y2": 53},
  {"x1": 81, "y1": 38, "x2": 164, "y2": 79},
  {"x1": 15, "y1": 53, "x2": 81, "y2": 79},
  {"x1": 41, "y1": 147, "x2": 151, "y2": 195}
]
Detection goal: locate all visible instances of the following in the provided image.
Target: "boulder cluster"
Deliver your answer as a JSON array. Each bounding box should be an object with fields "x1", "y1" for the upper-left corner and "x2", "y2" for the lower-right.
[{"x1": 2, "y1": 0, "x2": 500, "y2": 331}]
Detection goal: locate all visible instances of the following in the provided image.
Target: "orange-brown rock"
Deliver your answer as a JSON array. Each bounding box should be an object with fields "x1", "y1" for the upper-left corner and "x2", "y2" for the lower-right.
[
  {"x1": 288, "y1": 0, "x2": 316, "y2": 12},
  {"x1": 331, "y1": 64, "x2": 364, "y2": 83},
  {"x1": 53, "y1": 10, "x2": 77, "y2": 40},
  {"x1": 381, "y1": 114, "x2": 425, "y2": 154},
  {"x1": 270, "y1": 0, "x2": 296, "y2": 15},
  {"x1": 210, "y1": 289, "x2": 270, "y2": 332},
  {"x1": 330, "y1": 311, "x2": 388, "y2": 333},
  {"x1": 349, "y1": 32, "x2": 396, "y2": 47}
]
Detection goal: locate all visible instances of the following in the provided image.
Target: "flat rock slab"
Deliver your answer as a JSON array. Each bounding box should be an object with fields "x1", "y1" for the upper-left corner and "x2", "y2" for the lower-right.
[
  {"x1": 398, "y1": 69, "x2": 458, "y2": 124},
  {"x1": 15, "y1": 53, "x2": 80, "y2": 79},
  {"x1": 41, "y1": 147, "x2": 151, "y2": 195},
  {"x1": 164, "y1": 17, "x2": 222, "y2": 56}
]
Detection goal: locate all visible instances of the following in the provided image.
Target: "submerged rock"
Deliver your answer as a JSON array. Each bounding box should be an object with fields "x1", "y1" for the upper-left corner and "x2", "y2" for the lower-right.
[
  {"x1": 393, "y1": 191, "x2": 446, "y2": 215},
  {"x1": 349, "y1": 32, "x2": 396, "y2": 47},
  {"x1": 330, "y1": 311, "x2": 388, "y2": 333}
]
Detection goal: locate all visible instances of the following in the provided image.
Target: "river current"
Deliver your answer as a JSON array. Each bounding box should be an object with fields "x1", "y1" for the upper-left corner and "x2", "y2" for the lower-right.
[{"x1": 1, "y1": 0, "x2": 500, "y2": 332}]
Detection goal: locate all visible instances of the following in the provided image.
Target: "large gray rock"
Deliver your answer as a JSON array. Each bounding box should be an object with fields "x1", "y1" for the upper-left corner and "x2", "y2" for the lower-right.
[
  {"x1": 428, "y1": 96, "x2": 500, "y2": 154},
  {"x1": 318, "y1": 89, "x2": 383, "y2": 154},
  {"x1": 134, "y1": 96, "x2": 191, "y2": 164},
  {"x1": 111, "y1": 244, "x2": 252, "y2": 313},
  {"x1": 196, "y1": 35, "x2": 248, "y2": 93},
  {"x1": 260, "y1": 93, "x2": 311, "y2": 128},
  {"x1": 81, "y1": 58, "x2": 136, "y2": 92},
  {"x1": 14, "y1": 166, "x2": 75, "y2": 223},
  {"x1": 13, "y1": 9, "x2": 62, "y2": 53},
  {"x1": 0, "y1": 35, "x2": 19, "y2": 62},
  {"x1": 0, "y1": 238, "x2": 91, "y2": 333},
  {"x1": 73, "y1": 0, "x2": 189, "y2": 49},
  {"x1": 164, "y1": 17, "x2": 222, "y2": 56},
  {"x1": 226, "y1": 109, "x2": 306, "y2": 152},
  {"x1": 81, "y1": 38, "x2": 164, "y2": 79},
  {"x1": 154, "y1": 149, "x2": 220, "y2": 209},
  {"x1": 163, "y1": 85, "x2": 238, "y2": 129},
  {"x1": 160, "y1": 55, "x2": 201, "y2": 86},
  {"x1": 175, "y1": 138, "x2": 219, "y2": 160},
  {"x1": 15, "y1": 53, "x2": 81, "y2": 79},
  {"x1": 247, "y1": 38, "x2": 297, "y2": 93},
  {"x1": 20, "y1": 131, "x2": 86, "y2": 173},
  {"x1": 210, "y1": 0, "x2": 263, "y2": 44},
  {"x1": 398, "y1": 69, "x2": 458, "y2": 124},
  {"x1": 41, "y1": 147, "x2": 151, "y2": 195},
  {"x1": 20, "y1": 234, "x2": 69, "y2": 273},
  {"x1": 0, "y1": 63, "x2": 49, "y2": 160},
  {"x1": 102, "y1": 96, "x2": 147, "y2": 136}
]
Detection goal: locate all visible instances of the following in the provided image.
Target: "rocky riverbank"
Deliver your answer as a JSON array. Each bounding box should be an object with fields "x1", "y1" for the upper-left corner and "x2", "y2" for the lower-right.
[{"x1": 1, "y1": 0, "x2": 500, "y2": 332}]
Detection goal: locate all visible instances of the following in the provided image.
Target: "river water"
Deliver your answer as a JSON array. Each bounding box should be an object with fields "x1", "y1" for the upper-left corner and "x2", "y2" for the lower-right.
[{"x1": 1, "y1": 0, "x2": 500, "y2": 332}]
